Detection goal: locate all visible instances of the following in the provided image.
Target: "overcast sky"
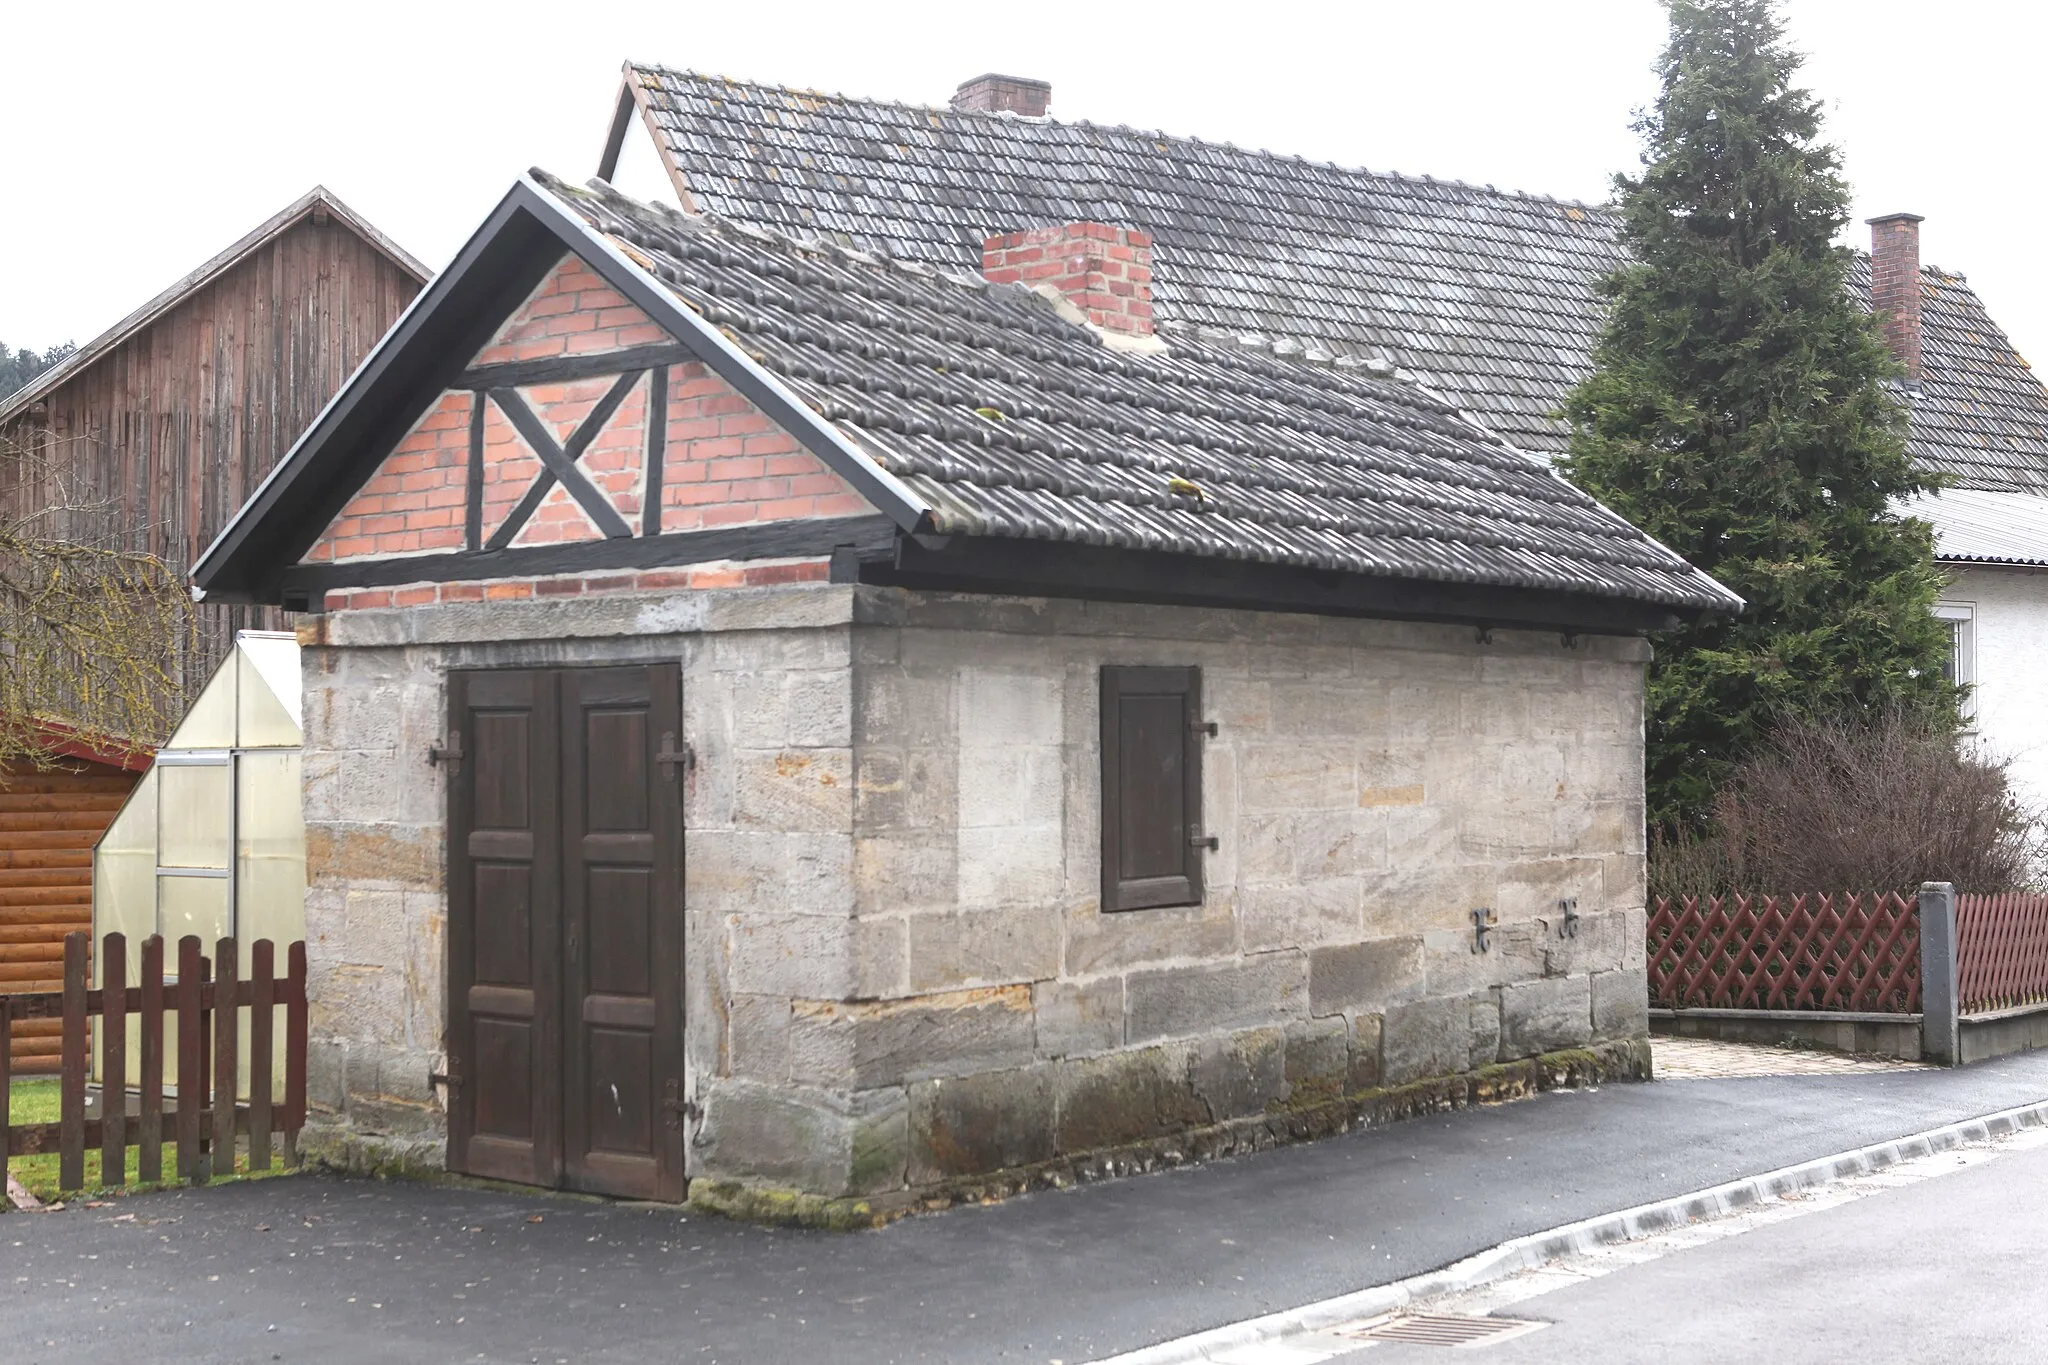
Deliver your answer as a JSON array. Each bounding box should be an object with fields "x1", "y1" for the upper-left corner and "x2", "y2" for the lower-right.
[{"x1": 6, "y1": 1, "x2": 2042, "y2": 367}]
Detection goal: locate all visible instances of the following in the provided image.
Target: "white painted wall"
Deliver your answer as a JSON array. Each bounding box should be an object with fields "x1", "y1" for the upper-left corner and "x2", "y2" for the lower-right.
[{"x1": 1942, "y1": 565, "x2": 2048, "y2": 812}]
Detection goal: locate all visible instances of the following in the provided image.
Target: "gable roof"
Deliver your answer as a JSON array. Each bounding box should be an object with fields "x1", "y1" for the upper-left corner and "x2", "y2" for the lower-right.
[
  {"x1": 619, "y1": 64, "x2": 2048, "y2": 494},
  {"x1": 194, "y1": 172, "x2": 1737, "y2": 624},
  {"x1": 0, "y1": 186, "x2": 429, "y2": 427}
]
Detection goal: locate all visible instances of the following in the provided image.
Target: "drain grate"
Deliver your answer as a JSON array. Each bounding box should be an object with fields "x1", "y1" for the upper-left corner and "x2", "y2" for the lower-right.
[{"x1": 1347, "y1": 1313, "x2": 1549, "y2": 1348}]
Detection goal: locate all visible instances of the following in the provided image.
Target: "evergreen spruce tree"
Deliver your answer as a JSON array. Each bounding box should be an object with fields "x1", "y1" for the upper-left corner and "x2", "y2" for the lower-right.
[{"x1": 1563, "y1": 0, "x2": 1956, "y2": 828}]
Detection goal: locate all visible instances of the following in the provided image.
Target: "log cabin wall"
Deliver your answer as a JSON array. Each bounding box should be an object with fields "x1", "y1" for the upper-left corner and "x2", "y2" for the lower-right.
[
  {"x1": 0, "y1": 758, "x2": 140, "y2": 1073},
  {"x1": 0, "y1": 204, "x2": 424, "y2": 695}
]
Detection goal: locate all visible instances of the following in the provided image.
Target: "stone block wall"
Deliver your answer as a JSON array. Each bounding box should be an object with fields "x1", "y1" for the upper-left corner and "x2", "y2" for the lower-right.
[
  {"x1": 696, "y1": 589, "x2": 1652, "y2": 1196},
  {"x1": 295, "y1": 581, "x2": 1651, "y2": 1196}
]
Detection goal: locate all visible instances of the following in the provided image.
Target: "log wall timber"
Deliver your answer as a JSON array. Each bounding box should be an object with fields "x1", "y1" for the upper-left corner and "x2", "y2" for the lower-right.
[
  {"x1": 0, "y1": 760, "x2": 139, "y2": 1074},
  {"x1": 0, "y1": 207, "x2": 423, "y2": 697}
]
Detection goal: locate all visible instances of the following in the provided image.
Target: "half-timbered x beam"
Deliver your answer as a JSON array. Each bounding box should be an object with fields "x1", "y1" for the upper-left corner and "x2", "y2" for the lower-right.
[{"x1": 483, "y1": 377, "x2": 638, "y2": 548}]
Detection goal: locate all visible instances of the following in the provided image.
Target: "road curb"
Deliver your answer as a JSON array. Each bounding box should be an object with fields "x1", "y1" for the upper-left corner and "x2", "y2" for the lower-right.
[{"x1": 1088, "y1": 1097, "x2": 2048, "y2": 1365}]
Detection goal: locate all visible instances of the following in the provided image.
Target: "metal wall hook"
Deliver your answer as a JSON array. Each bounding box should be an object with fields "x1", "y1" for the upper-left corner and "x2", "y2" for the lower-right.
[
  {"x1": 1470, "y1": 907, "x2": 1497, "y2": 954},
  {"x1": 1559, "y1": 898, "x2": 1580, "y2": 938}
]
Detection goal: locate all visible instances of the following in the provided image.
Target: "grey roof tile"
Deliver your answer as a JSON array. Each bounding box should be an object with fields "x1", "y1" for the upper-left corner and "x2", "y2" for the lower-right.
[
  {"x1": 541, "y1": 172, "x2": 1735, "y2": 612},
  {"x1": 628, "y1": 66, "x2": 2048, "y2": 493}
]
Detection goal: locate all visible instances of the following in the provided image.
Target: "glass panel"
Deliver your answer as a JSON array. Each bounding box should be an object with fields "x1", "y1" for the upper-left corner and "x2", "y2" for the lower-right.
[
  {"x1": 236, "y1": 751, "x2": 306, "y2": 946},
  {"x1": 158, "y1": 762, "x2": 230, "y2": 870},
  {"x1": 166, "y1": 663, "x2": 237, "y2": 749},
  {"x1": 94, "y1": 769, "x2": 159, "y2": 970},
  {"x1": 157, "y1": 875, "x2": 231, "y2": 953},
  {"x1": 235, "y1": 641, "x2": 302, "y2": 748},
  {"x1": 92, "y1": 770, "x2": 157, "y2": 1087}
]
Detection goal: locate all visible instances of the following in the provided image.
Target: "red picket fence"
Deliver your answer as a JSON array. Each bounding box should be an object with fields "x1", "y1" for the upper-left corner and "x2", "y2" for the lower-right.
[
  {"x1": 1648, "y1": 893, "x2": 1921, "y2": 1013},
  {"x1": 2, "y1": 931, "x2": 306, "y2": 1196},
  {"x1": 1956, "y1": 893, "x2": 2048, "y2": 1016}
]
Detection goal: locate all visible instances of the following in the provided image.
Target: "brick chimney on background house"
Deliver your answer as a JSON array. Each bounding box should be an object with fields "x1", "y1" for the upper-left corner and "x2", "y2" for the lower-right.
[
  {"x1": 1868, "y1": 212, "x2": 1926, "y2": 384},
  {"x1": 983, "y1": 223, "x2": 1155, "y2": 341},
  {"x1": 951, "y1": 73, "x2": 1051, "y2": 116}
]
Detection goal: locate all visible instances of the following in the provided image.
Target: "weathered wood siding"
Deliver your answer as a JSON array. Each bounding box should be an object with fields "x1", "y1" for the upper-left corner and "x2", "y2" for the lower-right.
[
  {"x1": 0, "y1": 760, "x2": 139, "y2": 1074},
  {"x1": 1, "y1": 214, "x2": 421, "y2": 692}
]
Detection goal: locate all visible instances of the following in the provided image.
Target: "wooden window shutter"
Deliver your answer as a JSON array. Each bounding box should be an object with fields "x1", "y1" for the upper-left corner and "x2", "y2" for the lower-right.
[{"x1": 1100, "y1": 665, "x2": 1208, "y2": 912}]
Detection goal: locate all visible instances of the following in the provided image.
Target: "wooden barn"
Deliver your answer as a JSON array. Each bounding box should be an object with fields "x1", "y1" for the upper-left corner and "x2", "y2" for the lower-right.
[{"x1": 0, "y1": 187, "x2": 425, "y2": 1071}]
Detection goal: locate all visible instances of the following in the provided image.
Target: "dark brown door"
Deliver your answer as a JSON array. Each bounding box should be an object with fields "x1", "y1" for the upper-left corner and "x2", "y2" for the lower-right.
[
  {"x1": 446, "y1": 665, "x2": 683, "y2": 1200},
  {"x1": 446, "y1": 669, "x2": 563, "y2": 1187},
  {"x1": 560, "y1": 666, "x2": 685, "y2": 1201}
]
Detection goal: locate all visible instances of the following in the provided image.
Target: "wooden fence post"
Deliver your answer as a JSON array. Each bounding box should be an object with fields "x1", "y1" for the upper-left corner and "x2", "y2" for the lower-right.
[
  {"x1": 249, "y1": 940, "x2": 275, "y2": 1173},
  {"x1": 176, "y1": 936, "x2": 204, "y2": 1184},
  {"x1": 102, "y1": 933, "x2": 128, "y2": 1187},
  {"x1": 59, "y1": 932, "x2": 88, "y2": 1192},
  {"x1": 285, "y1": 941, "x2": 307, "y2": 1168},
  {"x1": 1921, "y1": 882, "x2": 1961, "y2": 1066},
  {"x1": 212, "y1": 936, "x2": 238, "y2": 1178},
  {"x1": 138, "y1": 935, "x2": 165, "y2": 1184}
]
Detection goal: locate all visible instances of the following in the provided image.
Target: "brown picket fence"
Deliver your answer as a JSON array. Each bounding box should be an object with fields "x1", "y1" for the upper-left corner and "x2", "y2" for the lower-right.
[{"x1": 2, "y1": 931, "x2": 306, "y2": 1196}]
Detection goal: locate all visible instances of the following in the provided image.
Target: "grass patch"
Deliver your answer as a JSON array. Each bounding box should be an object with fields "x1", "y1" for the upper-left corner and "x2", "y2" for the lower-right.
[{"x1": 6, "y1": 1077, "x2": 291, "y2": 1203}]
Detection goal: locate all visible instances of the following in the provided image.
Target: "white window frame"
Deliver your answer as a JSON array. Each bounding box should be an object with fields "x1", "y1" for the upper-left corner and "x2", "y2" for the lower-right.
[{"x1": 1934, "y1": 600, "x2": 1976, "y2": 729}]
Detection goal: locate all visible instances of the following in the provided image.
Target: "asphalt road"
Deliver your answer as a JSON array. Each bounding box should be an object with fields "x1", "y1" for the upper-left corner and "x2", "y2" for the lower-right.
[
  {"x1": 1345, "y1": 1133, "x2": 2048, "y2": 1364},
  {"x1": 5, "y1": 1052, "x2": 2048, "y2": 1364}
]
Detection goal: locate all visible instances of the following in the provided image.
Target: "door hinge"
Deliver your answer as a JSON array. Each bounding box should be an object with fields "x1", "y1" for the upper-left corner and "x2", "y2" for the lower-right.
[
  {"x1": 428, "y1": 1063, "x2": 462, "y2": 1092},
  {"x1": 655, "y1": 730, "x2": 694, "y2": 781},
  {"x1": 1190, "y1": 718, "x2": 1218, "y2": 737},
  {"x1": 1188, "y1": 831, "x2": 1219, "y2": 851},
  {"x1": 429, "y1": 730, "x2": 464, "y2": 768},
  {"x1": 662, "y1": 1080, "x2": 700, "y2": 1130}
]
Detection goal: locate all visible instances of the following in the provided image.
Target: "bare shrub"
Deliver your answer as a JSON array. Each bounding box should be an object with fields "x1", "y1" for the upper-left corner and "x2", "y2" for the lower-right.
[
  {"x1": 1650, "y1": 709, "x2": 2044, "y2": 898},
  {"x1": 0, "y1": 432, "x2": 190, "y2": 771}
]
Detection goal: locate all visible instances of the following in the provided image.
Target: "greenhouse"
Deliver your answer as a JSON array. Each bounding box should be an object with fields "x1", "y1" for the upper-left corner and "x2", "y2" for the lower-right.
[{"x1": 92, "y1": 631, "x2": 306, "y2": 1090}]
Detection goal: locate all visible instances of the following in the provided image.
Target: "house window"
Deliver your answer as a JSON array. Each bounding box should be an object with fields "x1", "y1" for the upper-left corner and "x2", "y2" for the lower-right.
[
  {"x1": 1099, "y1": 666, "x2": 1209, "y2": 911},
  {"x1": 1935, "y1": 601, "x2": 1975, "y2": 727}
]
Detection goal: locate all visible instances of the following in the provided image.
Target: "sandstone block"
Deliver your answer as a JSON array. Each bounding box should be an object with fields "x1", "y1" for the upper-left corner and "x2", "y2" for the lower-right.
[
  {"x1": 788, "y1": 985, "x2": 1036, "y2": 1087},
  {"x1": 728, "y1": 993, "x2": 792, "y2": 1082},
  {"x1": 1591, "y1": 967, "x2": 1649, "y2": 1042},
  {"x1": 1192, "y1": 1027, "x2": 1288, "y2": 1121},
  {"x1": 1126, "y1": 952, "x2": 1309, "y2": 1044},
  {"x1": 1468, "y1": 990, "x2": 1502, "y2": 1069},
  {"x1": 1382, "y1": 995, "x2": 1468, "y2": 1085},
  {"x1": 1282, "y1": 1017, "x2": 1349, "y2": 1105},
  {"x1": 694, "y1": 1081, "x2": 853, "y2": 1195},
  {"x1": 910, "y1": 1067, "x2": 1058, "y2": 1184},
  {"x1": 728, "y1": 914, "x2": 854, "y2": 999},
  {"x1": 1033, "y1": 976, "x2": 1124, "y2": 1058},
  {"x1": 1500, "y1": 975, "x2": 1594, "y2": 1058},
  {"x1": 1308, "y1": 936, "x2": 1425, "y2": 1016},
  {"x1": 907, "y1": 905, "x2": 1062, "y2": 990},
  {"x1": 1348, "y1": 1014, "x2": 1385, "y2": 1091},
  {"x1": 731, "y1": 747, "x2": 854, "y2": 833},
  {"x1": 1239, "y1": 877, "x2": 1365, "y2": 952},
  {"x1": 1054, "y1": 1046, "x2": 1207, "y2": 1154}
]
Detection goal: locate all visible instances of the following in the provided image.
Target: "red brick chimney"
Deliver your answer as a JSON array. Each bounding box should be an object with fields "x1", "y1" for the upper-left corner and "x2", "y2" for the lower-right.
[
  {"x1": 983, "y1": 223, "x2": 1155, "y2": 339},
  {"x1": 1868, "y1": 212, "x2": 1926, "y2": 383},
  {"x1": 951, "y1": 73, "x2": 1051, "y2": 117}
]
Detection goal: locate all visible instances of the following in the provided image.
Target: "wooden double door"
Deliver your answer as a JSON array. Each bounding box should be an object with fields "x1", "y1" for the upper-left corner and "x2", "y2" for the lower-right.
[{"x1": 444, "y1": 665, "x2": 685, "y2": 1201}]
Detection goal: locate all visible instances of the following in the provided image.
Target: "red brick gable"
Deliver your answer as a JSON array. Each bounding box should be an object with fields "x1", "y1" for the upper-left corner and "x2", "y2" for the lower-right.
[{"x1": 303, "y1": 252, "x2": 870, "y2": 568}]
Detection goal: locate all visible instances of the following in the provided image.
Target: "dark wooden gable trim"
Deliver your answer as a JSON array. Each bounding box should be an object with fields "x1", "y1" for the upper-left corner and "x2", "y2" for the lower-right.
[
  {"x1": 193, "y1": 177, "x2": 933, "y2": 606},
  {"x1": 281, "y1": 514, "x2": 897, "y2": 606}
]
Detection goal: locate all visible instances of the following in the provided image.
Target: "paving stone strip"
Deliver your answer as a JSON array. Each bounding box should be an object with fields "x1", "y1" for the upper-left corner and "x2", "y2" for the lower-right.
[{"x1": 1651, "y1": 1035, "x2": 1929, "y2": 1079}]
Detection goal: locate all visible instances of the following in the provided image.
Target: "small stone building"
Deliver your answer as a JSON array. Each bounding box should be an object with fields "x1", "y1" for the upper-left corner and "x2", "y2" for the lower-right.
[{"x1": 193, "y1": 172, "x2": 1738, "y2": 1204}]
